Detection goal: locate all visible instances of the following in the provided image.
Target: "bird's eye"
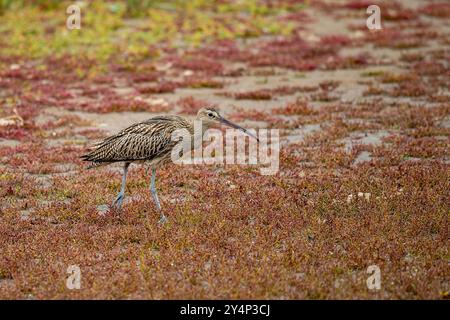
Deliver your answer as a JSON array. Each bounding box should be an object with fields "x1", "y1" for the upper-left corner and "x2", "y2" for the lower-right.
[{"x1": 208, "y1": 113, "x2": 214, "y2": 118}]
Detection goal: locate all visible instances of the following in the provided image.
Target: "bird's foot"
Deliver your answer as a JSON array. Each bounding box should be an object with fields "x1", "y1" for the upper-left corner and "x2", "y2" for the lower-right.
[
  {"x1": 111, "y1": 194, "x2": 124, "y2": 211},
  {"x1": 158, "y1": 214, "x2": 168, "y2": 225}
]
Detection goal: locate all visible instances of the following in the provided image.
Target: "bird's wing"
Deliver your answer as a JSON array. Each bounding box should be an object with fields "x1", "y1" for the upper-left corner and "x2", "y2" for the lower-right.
[{"x1": 81, "y1": 118, "x2": 187, "y2": 163}]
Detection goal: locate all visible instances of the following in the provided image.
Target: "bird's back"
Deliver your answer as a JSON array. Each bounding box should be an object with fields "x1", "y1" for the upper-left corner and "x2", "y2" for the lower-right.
[{"x1": 81, "y1": 115, "x2": 191, "y2": 166}]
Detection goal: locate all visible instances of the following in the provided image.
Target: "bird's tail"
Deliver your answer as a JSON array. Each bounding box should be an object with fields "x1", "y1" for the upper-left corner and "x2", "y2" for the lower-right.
[
  {"x1": 80, "y1": 153, "x2": 108, "y2": 169},
  {"x1": 86, "y1": 162, "x2": 109, "y2": 169},
  {"x1": 81, "y1": 138, "x2": 115, "y2": 169}
]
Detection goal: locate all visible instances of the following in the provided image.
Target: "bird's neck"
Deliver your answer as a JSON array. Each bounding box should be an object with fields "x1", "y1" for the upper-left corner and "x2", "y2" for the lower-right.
[{"x1": 191, "y1": 119, "x2": 213, "y2": 135}]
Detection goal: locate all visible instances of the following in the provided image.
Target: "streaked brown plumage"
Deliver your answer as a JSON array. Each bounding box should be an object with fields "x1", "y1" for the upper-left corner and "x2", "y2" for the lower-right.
[
  {"x1": 81, "y1": 115, "x2": 192, "y2": 168},
  {"x1": 81, "y1": 107, "x2": 258, "y2": 223}
]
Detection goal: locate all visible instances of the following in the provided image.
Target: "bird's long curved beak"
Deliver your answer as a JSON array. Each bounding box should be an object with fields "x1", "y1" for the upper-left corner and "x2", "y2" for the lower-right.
[{"x1": 219, "y1": 117, "x2": 259, "y2": 142}]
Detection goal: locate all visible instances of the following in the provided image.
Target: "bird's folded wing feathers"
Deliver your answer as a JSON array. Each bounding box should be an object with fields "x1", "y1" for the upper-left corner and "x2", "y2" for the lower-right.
[{"x1": 82, "y1": 121, "x2": 181, "y2": 163}]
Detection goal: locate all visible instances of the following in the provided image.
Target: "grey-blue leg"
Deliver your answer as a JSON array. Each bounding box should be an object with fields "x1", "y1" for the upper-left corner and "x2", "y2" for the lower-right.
[
  {"x1": 112, "y1": 162, "x2": 130, "y2": 209},
  {"x1": 150, "y1": 168, "x2": 167, "y2": 223}
]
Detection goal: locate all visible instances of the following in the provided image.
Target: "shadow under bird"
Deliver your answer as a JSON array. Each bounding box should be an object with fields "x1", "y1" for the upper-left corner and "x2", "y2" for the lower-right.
[{"x1": 81, "y1": 107, "x2": 258, "y2": 223}]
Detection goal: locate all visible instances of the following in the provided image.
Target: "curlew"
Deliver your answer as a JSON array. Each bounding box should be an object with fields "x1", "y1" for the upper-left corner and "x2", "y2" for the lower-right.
[{"x1": 81, "y1": 107, "x2": 258, "y2": 223}]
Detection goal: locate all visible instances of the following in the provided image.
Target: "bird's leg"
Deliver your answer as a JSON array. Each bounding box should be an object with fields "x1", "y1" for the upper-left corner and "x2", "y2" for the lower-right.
[
  {"x1": 150, "y1": 168, "x2": 167, "y2": 224},
  {"x1": 112, "y1": 162, "x2": 130, "y2": 210}
]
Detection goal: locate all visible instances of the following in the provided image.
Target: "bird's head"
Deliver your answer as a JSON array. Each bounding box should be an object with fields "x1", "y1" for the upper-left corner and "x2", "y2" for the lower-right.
[
  {"x1": 196, "y1": 107, "x2": 258, "y2": 141},
  {"x1": 196, "y1": 107, "x2": 221, "y2": 124}
]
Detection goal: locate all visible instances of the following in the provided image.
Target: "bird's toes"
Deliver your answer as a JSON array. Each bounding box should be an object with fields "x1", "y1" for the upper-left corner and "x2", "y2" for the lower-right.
[
  {"x1": 110, "y1": 203, "x2": 124, "y2": 214},
  {"x1": 112, "y1": 195, "x2": 124, "y2": 208},
  {"x1": 158, "y1": 215, "x2": 168, "y2": 225}
]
